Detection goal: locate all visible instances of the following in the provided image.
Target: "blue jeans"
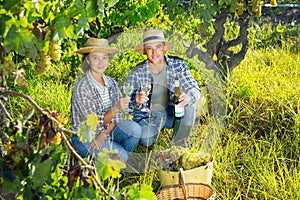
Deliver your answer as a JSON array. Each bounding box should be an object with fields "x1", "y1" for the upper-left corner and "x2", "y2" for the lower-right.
[
  {"x1": 72, "y1": 120, "x2": 141, "y2": 163},
  {"x1": 138, "y1": 103, "x2": 196, "y2": 146}
]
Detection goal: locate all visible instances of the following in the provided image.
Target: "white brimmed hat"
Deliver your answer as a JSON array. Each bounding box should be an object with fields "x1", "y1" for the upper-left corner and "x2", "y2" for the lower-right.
[
  {"x1": 135, "y1": 29, "x2": 174, "y2": 54},
  {"x1": 77, "y1": 38, "x2": 119, "y2": 55}
]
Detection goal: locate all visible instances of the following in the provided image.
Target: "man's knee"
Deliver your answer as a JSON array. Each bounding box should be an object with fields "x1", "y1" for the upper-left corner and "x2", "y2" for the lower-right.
[{"x1": 139, "y1": 132, "x2": 158, "y2": 146}]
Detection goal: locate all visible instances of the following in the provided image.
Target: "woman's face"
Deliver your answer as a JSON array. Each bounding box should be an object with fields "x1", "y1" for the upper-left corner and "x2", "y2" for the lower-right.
[{"x1": 87, "y1": 51, "x2": 109, "y2": 75}]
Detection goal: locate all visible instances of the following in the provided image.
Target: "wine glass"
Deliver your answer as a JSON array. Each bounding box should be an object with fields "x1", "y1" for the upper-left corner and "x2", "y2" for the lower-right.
[
  {"x1": 122, "y1": 82, "x2": 133, "y2": 112},
  {"x1": 140, "y1": 82, "x2": 151, "y2": 113}
]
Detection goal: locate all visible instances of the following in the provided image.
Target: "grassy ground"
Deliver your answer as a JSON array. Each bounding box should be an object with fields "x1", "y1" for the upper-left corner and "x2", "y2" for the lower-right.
[{"x1": 211, "y1": 47, "x2": 300, "y2": 199}]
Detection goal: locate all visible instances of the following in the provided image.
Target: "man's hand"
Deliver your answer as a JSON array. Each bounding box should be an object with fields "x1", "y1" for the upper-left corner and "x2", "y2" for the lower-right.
[
  {"x1": 135, "y1": 92, "x2": 149, "y2": 106},
  {"x1": 178, "y1": 93, "x2": 190, "y2": 107},
  {"x1": 90, "y1": 133, "x2": 106, "y2": 150}
]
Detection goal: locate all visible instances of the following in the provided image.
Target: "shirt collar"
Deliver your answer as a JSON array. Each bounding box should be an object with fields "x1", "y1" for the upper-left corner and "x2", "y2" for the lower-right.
[{"x1": 88, "y1": 70, "x2": 114, "y2": 89}]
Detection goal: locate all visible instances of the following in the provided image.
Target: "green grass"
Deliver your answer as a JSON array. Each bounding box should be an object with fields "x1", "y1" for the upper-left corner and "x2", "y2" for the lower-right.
[{"x1": 210, "y1": 47, "x2": 300, "y2": 199}]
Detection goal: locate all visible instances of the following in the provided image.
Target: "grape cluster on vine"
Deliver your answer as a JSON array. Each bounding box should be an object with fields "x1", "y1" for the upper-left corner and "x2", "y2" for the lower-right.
[
  {"x1": 34, "y1": 51, "x2": 51, "y2": 75},
  {"x1": 48, "y1": 41, "x2": 62, "y2": 61}
]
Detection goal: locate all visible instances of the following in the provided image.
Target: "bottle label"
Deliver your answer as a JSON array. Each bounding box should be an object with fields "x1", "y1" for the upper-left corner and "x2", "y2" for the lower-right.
[{"x1": 175, "y1": 105, "x2": 184, "y2": 117}]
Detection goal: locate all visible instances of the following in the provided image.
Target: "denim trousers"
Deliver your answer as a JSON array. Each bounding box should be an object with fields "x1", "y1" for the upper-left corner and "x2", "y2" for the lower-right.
[
  {"x1": 138, "y1": 103, "x2": 196, "y2": 146},
  {"x1": 72, "y1": 120, "x2": 141, "y2": 163}
]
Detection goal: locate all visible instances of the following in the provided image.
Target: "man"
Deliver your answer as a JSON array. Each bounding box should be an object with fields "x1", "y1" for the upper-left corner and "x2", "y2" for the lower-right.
[{"x1": 128, "y1": 29, "x2": 201, "y2": 146}]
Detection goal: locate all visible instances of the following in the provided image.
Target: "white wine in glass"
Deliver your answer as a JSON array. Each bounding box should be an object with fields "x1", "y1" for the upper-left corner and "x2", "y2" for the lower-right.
[
  {"x1": 141, "y1": 82, "x2": 151, "y2": 112},
  {"x1": 122, "y1": 82, "x2": 133, "y2": 112}
]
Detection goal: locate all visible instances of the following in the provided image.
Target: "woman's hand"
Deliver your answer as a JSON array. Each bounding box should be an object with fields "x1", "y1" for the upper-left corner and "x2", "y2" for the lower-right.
[
  {"x1": 116, "y1": 97, "x2": 130, "y2": 111},
  {"x1": 90, "y1": 133, "x2": 106, "y2": 150}
]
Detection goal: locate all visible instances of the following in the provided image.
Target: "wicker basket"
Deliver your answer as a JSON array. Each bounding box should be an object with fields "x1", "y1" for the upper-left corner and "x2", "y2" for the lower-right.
[{"x1": 157, "y1": 168, "x2": 216, "y2": 200}]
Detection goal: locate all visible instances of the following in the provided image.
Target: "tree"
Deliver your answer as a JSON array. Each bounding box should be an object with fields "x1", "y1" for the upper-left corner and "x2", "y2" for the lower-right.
[{"x1": 157, "y1": 0, "x2": 278, "y2": 118}]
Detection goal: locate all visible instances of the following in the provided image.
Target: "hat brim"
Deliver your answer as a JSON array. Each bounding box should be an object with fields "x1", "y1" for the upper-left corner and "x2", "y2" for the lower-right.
[
  {"x1": 77, "y1": 46, "x2": 119, "y2": 55},
  {"x1": 135, "y1": 41, "x2": 174, "y2": 54}
]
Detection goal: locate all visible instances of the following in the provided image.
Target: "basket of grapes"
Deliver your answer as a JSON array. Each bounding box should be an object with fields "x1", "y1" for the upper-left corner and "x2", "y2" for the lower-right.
[{"x1": 157, "y1": 145, "x2": 213, "y2": 188}]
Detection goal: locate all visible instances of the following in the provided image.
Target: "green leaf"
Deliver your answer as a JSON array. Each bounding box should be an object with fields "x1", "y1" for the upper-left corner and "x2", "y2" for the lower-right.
[
  {"x1": 24, "y1": 0, "x2": 41, "y2": 21},
  {"x1": 65, "y1": 6, "x2": 83, "y2": 18},
  {"x1": 4, "y1": 24, "x2": 35, "y2": 55},
  {"x1": 86, "y1": 113, "x2": 98, "y2": 131},
  {"x1": 0, "y1": 14, "x2": 12, "y2": 36},
  {"x1": 39, "y1": 1, "x2": 55, "y2": 24},
  {"x1": 86, "y1": 0, "x2": 98, "y2": 18},
  {"x1": 1, "y1": 0, "x2": 24, "y2": 15},
  {"x1": 1, "y1": 176, "x2": 21, "y2": 195},
  {"x1": 64, "y1": 24, "x2": 75, "y2": 38},
  {"x1": 140, "y1": 184, "x2": 156, "y2": 200},
  {"x1": 78, "y1": 123, "x2": 94, "y2": 143},
  {"x1": 33, "y1": 158, "x2": 53, "y2": 189},
  {"x1": 64, "y1": 5, "x2": 83, "y2": 18},
  {"x1": 77, "y1": 15, "x2": 89, "y2": 36},
  {"x1": 127, "y1": 183, "x2": 156, "y2": 200},
  {"x1": 95, "y1": 149, "x2": 126, "y2": 180},
  {"x1": 127, "y1": 185, "x2": 140, "y2": 200},
  {"x1": 107, "y1": 0, "x2": 119, "y2": 8},
  {"x1": 53, "y1": 15, "x2": 71, "y2": 40}
]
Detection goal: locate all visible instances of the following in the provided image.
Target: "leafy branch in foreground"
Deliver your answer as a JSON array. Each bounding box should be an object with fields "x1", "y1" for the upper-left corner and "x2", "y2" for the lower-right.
[
  {"x1": 0, "y1": 90, "x2": 156, "y2": 199},
  {"x1": 0, "y1": 90, "x2": 111, "y2": 196}
]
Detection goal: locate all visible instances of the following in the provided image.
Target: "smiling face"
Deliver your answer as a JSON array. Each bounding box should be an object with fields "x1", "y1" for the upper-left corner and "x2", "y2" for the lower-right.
[
  {"x1": 86, "y1": 51, "x2": 109, "y2": 76},
  {"x1": 144, "y1": 41, "x2": 166, "y2": 67}
]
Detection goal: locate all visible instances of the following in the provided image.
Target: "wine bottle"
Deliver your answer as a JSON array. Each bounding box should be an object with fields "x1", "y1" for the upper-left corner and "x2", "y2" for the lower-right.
[{"x1": 173, "y1": 77, "x2": 184, "y2": 117}]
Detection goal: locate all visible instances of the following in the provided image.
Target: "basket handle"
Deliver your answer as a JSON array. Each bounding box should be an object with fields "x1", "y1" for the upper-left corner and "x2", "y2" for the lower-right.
[{"x1": 179, "y1": 168, "x2": 187, "y2": 200}]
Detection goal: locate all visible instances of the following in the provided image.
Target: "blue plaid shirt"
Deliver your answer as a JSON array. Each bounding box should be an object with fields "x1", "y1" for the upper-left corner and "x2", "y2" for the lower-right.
[
  {"x1": 71, "y1": 72, "x2": 122, "y2": 134},
  {"x1": 128, "y1": 55, "x2": 201, "y2": 121}
]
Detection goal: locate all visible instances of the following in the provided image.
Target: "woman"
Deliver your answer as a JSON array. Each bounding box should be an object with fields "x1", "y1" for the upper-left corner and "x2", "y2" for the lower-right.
[{"x1": 71, "y1": 38, "x2": 141, "y2": 163}]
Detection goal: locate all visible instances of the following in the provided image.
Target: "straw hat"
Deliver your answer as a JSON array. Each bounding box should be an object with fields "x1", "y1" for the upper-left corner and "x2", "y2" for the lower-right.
[
  {"x1": 77, "y1": 38, "x2": 119, "y2": 55},
  {"x1": 135, "y1": 29, "x2": 174, "y2": 54}
]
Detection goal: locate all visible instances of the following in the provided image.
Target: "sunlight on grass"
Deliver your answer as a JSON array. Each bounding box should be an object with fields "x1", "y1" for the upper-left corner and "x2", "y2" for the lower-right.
[
  {"x1": 26, "y1": 78, "x2": 72, "y2": 117},
  {"x1": 233, "y1": 48, "x2": 300, "y2": 103},
  {"x1": 218, "y1": 47, "x2": 300, "y2": 199}
]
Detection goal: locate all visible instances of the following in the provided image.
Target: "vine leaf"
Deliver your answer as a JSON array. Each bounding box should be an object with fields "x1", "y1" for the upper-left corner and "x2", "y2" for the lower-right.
[
  {"x1": 86, "y1": 113, "x2": 98, "y2": 131},
  {"x1": 32, "y1": 158, "x2": 53, "y2": 189},
  {"x1": 127, "y1": 183, "x2": 157, "y2": 200},
  {"x1": 95, "y1": 149, "x2": 126, "y2": 180}
]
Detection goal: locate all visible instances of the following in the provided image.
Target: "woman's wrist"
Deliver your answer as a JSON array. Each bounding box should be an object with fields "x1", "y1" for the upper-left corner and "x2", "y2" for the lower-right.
[{"x1": 111, "y1": 105, "x2": 121, "y2": 115}]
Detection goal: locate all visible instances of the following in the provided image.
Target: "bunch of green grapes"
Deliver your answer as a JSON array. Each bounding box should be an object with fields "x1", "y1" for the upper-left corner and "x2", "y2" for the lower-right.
[
  {"x1": 48, "y1": 41, "x2": 62, "y2": 61},
  {"x1": 179, "y1": 151, "x2": 211, "y2": 170},
  {"x1": 0, "y1": 61, "x2": 15, "y2": 74},
  {"x1": 159, "y1": 146, "x2": 187, "y2": 171},
  {"x1": 161, "y1": 145, "x2": 187, "y2": 162},
  {"x1": 34, "y1": 51, "x2": 51, "y2": 75}
]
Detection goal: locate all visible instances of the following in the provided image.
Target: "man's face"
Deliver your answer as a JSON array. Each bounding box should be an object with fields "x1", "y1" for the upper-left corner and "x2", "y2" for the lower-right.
[{"x1": 144, "y1": 41, "x2": 166, "y2": 66}]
